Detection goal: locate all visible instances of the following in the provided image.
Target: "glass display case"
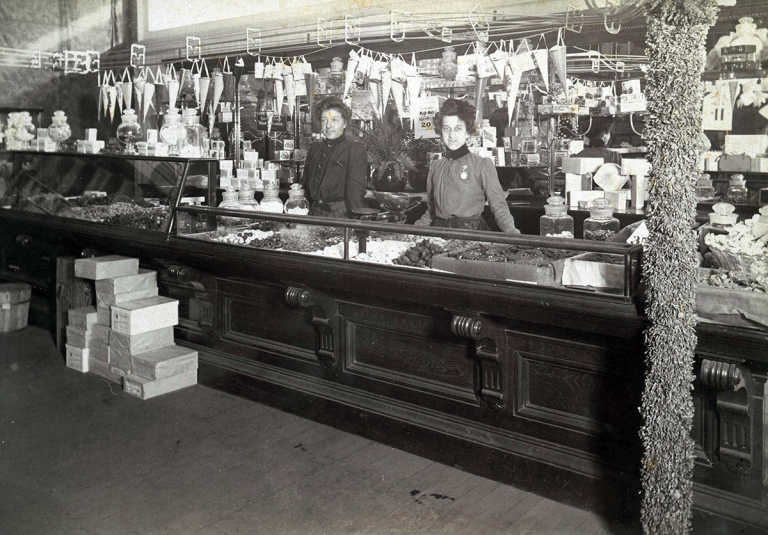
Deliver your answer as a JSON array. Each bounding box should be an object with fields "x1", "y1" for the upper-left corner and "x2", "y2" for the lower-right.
[
  {"x1": 0, "y1": 150, "x2": 218, "y2": 235},
  {"x1": 173, "y1": 205, "x2": 643, "y2": 300}
]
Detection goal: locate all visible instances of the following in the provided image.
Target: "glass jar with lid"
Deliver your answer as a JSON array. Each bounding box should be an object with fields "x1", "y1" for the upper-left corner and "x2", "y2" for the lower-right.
[
  {"x1": 117, "y1": 108, "x2": 142, "y2": 154},
  {"x1": 178, "y1": 108, "x2": 204, "y2": 158},
  {"x1": 540, "y1": 195, "x2": 574, "y2": 238},
  {"x1": 284, "y1": 183, "x2": 310, "y2": 215},
  {"x1": 260, "y1": 185, "x2": 285, "y2": 214},
  {"x1": 160, "y1": 108, "x2": 183, "y2": 156},
  {"x1": 583, "y1": 198, "x2": 620, "y2": 240},
  {"x1": 725, "y1": 174, "x2": 748, "y2": 204},
  {"x1": 48, "y1": 110, "x2": 71, "y2": 150},
  {"x1": 695, "y1": 173, "x2": 715, "y2": 201},
  {"x1": 708, "y1": 201, "x2": 738, "y2": 228},
  {"x1": 217, "y1": 187, "x2": 245, "y2": 226},
  {"x1": 238, "y1": 184, "x2": 260, "y2": 211}
]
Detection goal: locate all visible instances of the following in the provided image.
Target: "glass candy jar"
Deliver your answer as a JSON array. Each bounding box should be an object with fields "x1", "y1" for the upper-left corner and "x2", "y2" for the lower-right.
[
  {"x1": 47, "y1": 110, "x2": 71, "y2": 150},
  {"x1": 218, "y1": 187, "x2": 245, "y2": 226},
  {"x1": 708, "y1": 202, "x2": 738, "y2": 228},
  {"x1": 695, "y1": 173, "x2": 715, "y2": 201},
  {"x1": 540, "y1": 195, "x2": 574, "y2": 238},
  {"x1": 6, "y1": 111, "x2": 36, "y2": 150},
  {"x1": 260, "y1": 185, "x2": 285, "y2": 213},
  {"x1": 583, "y1": 198, "x2": 620, "y2": 241},
  {"x1": 725, "y1": 174, "x2": 748, "y2": 205},
  {"x1": 438, "y1": 47, "x2": 458, "y2": 81},
  {"x1": 328, "y1": 57, "x2": 345, "y2": 94},
  {"x1": 179, "y1": 108, "x2": 204, "y2": 158},
  {"x1": 160, "y1": 108, "x2": 183, "y2": 156},
  {"x1": 117, "y1": 108, "x2": 142, "y2": 154},
  {"x1": 238, "y1": 184, "x2": 259, "y2": 211},
  {"x1": 284, "y1": 183, "x2": 310, "y2": 215}
]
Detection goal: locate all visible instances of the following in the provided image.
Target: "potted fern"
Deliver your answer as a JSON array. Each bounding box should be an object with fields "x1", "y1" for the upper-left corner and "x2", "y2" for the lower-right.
[{"x1": 362, "y1": 116, "x2": 415, "y2": 192}]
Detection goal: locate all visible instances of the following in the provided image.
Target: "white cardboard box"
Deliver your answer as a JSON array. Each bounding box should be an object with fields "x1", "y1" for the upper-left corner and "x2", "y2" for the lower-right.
[
  {"x1": 111, "y1": 296, "x2": 178, "y2": 335},
  {"x1": 68, "y1": 306, "x2": 97, "y2": 331},
  {"x1": 621, "y1": 159, "x2": 651, "y2": 176},
  {"x1": 562, "y1": 157, "x2": 604, "y2": 175},
  {"x1": 88, "y1": 357, "x2": 122, "y2": 383},
  {"x1": 66, "y1": 326, "x2": 92, "y2": 349},
  {"x1": 92, "y1": 323, "x2": 111, "y2": 344},
  {"x1": 96, "y1": 305, "x2": 111, "y2": 326},
  {"x1": 66, "y1": 345, "x2": 89, "y2": 373},
  {"x1": 90, "y1": 340, "x2": 110, "y2": 363},
  {"x1": 131, "y1": 345, "x2": 198, "y2": 380},
  {"x1": 95, "y1": 269, "x2": 157, "y2": 295},
  {"x1": 74, "y1": 255, "x2": 139, "y2": 280},
  {"x1": 110, "y1": 327, "x2": 175, "y2": 364},
  {"x1": 123, "y1": 369, "x2": 197, "y2": 400},
  {"x1": 96, "y1": 287, "x2": 158, "y2": 308}
]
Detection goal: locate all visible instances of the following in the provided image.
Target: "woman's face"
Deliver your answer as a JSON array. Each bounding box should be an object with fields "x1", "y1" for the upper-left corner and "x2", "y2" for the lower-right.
[
  {"x1": 441, "y1": 115, "x2": 468, "y2": 151},
  {"x1": 321, "y1": 108, "x2": 347, "y2": 141}
]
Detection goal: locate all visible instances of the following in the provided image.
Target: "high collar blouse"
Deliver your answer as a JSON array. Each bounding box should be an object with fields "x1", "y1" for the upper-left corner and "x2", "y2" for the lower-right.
[{"x1": 416, "y1": 151, "x2": 518, "y2": 233}]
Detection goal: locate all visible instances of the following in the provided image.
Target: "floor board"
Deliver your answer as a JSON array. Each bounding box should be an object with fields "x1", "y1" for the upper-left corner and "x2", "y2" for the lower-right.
[{"x1": 2, "y1": 326, "x2": 645, "y2": 534}]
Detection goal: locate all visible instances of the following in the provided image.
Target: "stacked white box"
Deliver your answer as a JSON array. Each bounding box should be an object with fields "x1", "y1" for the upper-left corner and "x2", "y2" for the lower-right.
[
  {"x1": 74, "y1": 256, "x2": 139, "y2": 280},
  {"x1": 68, "y1": 306, "x2": 98, "y2": 331},
  {"x1": 123, "y1": 369, "x2": 197, "y2": 400},
  {"x1": 111, "y1": 296, "x2": 178, "y2": 336},
  {"x1": 66, "y1": 326, "x2": 93, "y2": 348},
  {"x1": 65, "y1": 345, "x2": 89, "y2": 373},
  {"x1": 109, "y1": 327, "x2": 175, "y2": 374},
  {"x1": 131, "y1": 345, "x2": 198, "y2": 380}
]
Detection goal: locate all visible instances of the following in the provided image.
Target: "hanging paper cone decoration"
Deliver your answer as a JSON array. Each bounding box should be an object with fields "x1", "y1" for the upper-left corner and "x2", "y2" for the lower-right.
[
  {"x1": 369, "y1": 81, "x2": 381, "y2": 118},
  {"x1": 380, "y1": 70, "x2": 392, "y2": 118},
  {"x1": 760, "y1": 104, "x2": 768, "y2": 120},
  {"x1": 490, "y1": 43, "x2": 509, "y2": 80},
  {"x1": 199, "y1": 77, "x2": 210, "y2": 114},
  {"x1": 267, "y1": 113, "x2": 273, "y2": 135},
  {"x1": 532, "y1": 49, "x2": 549, "y2": 90},
  {"x1": 119, "y1": 81, "x2": 133, "y2": 113},
  {"x1": 143, "y1": 83, "x2": 156, "y2": 122},
  {"x1": 133, "y1": 75, "x2": 146, "y2": 119},
  {"x1": 474, "y1": 77, "x2": 489, "y2": 129},
  {"x1": 506, "y1": 70, "x2": 522, "y2": 126},
  {"x1": 275, "y1": 78, "x2": 285, "y2": 116},
  {"x1": 390, "y1": 80, "x2": 405, "y2": 127},
  {"x1": 212, "y1": 69, "x2": 224, "y2": 115},
  {"x1": 193, "y1": 72, "x2": 201, "y2": 108},
  {"x1": 167, "y1": 78, "x2": 180, "y2": 111},
  {"x1": 116, "y1": 83, "x2": 124, "y2": 115},
  {"x1": 107, "y1": 84, "x2": 118, "y2": 122},
  {"x1": 728, "y1": 80, "x2": 741, "y2": 109},
  {"x1": 406, "y1": 76, "x2": 421, "y2": 122},
  {"x1": 101, "y1": 84, "x2": 110, "y2": 121},
  {"x1": 344, "y1": 50, "x2": 360, "y2": 98},
  {"x1": 549, "y1": 45, "x2": 567, "y2": 88},
  {"x1": 283, "y1": 67, "x2": 295, "y2": 118}
]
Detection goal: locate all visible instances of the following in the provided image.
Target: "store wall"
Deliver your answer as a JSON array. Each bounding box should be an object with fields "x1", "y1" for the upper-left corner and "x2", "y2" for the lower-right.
[{"x1": 0, "y1": 0, "x2": 135, "y2": 138}]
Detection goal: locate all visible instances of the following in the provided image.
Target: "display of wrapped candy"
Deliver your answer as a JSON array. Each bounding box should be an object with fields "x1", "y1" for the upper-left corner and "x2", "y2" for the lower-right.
[
  {"x1": 583, "y1": 229, "x2": 616, "y2": 241},
  {"x1": 699, "y1": 270, "x2": 768, "y2": 293},
  {"x1": 446, "y1": 244, "x2": 578, "y2": 265},
  {"x1": 393, "y1": 240, "x2": 445, "y2": 268},
  {"x1": 56, "y1": 201, "x2": 171, "y2": 231}
]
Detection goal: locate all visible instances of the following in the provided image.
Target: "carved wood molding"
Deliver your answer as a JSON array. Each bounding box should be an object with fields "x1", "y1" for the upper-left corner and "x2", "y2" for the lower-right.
[
  {"x1": 156, "y1": 261, "x2": 217, "y2": 339},
  {"x1": 450, "y1": 313, "x2": 506, "y2": 412},
  {"x1": 285, "y1": 285, "x2": 338, "y2": 367},
  {"x1": 700, "y1": 359, "x2": 743, "y2": 391}
]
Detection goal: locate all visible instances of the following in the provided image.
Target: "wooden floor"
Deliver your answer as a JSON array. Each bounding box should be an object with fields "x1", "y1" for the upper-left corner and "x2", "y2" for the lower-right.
[{"x1": 0, "y1": 326, "x2": 645, "y2": 534}]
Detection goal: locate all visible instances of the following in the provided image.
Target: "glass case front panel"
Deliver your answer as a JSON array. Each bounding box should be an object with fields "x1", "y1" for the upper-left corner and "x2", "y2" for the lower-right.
[
  {"x1": 0, "y1": 152, "x2": 213, "y2": 233},
  {"x1": 175, "y1": 207, "x2": 642, "y2": 298}
]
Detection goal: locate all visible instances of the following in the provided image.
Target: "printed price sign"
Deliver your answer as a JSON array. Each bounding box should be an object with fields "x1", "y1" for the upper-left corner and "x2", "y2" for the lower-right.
[{"x1": 414, "y1": 96, "x2": 439, "y2": 139}]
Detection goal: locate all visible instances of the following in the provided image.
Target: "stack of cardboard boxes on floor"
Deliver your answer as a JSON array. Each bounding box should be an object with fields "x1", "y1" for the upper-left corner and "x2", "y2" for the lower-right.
[{"x1": 65, "y1": 255, "x2": 198, "y2": 399}]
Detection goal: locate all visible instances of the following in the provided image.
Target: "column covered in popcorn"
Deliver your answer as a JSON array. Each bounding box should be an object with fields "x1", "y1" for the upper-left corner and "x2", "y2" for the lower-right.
[{"x1": 638, "y1": 1, "x2": 719, "y2": 534}]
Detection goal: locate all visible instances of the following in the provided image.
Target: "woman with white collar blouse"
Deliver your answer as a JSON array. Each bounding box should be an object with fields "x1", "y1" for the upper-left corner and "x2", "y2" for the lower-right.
[{"x1": 415, "y1": 99, "x2": 520, "y2": 233}]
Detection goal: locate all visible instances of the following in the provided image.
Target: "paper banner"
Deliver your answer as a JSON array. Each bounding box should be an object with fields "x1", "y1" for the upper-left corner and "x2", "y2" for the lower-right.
[
  {"x1": 275, "y1": 79, "x2": 284, "y2": 116},
  {"x1": 212, "y1": 69, "x2": 224, "y2": 115},
  {"x1": 549, "y1": 45, "x2": 567, "y2": 87},
  {"x1": 391, "y1": 80, "x2": 405, "y2": 127},
  {"x1": 143, "y1": 83, "x2": 155, "y2": 122},
  {"x1": 532, "y1": 49, "x2": 549, "y2": 90},
  {"x1": 119, "y1": 81, "x2": 133, "y2": 112},
  {"x1": 344, "y1": 50, "x2": 360, "y2": 98}
]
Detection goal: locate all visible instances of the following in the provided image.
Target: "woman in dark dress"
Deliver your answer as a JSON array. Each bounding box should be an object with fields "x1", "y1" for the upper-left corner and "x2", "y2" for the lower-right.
[{"x1": 302, "y1": 96, "x2": 368, "y2": 218}]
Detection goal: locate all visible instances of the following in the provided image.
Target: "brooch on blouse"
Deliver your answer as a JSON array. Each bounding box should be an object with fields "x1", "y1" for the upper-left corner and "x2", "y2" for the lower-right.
[{"x1": 460, "y1": 165, "x2": 468, "y2": 180}]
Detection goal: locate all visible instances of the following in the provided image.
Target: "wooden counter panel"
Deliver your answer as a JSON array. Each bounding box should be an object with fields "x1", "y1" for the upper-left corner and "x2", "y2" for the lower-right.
[
  {"x1": 339, "y1": 301, "x2": 477, "y2": 404},
  {"x1": 509, "y1": 332, "x2": 643, "y2": 440},
  {"x1": 218, "y1": 278, "x2": 317, "y2": 361}
]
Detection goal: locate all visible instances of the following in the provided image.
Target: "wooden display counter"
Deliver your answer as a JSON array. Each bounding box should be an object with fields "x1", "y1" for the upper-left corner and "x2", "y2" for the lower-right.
[{"x1": 0, "y1": 206, "x2": 766, "y2": 531}]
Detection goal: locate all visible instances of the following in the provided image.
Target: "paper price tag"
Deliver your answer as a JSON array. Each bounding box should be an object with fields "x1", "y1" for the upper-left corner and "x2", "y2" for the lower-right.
[{"x1": 414, "y1": 96, "x2": 439, "y2": 139}]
